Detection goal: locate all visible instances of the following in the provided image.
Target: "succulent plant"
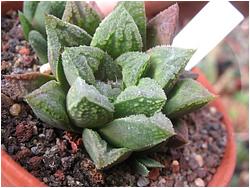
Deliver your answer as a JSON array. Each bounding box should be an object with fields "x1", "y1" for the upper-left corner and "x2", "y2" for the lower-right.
[{"x1": 18, "y1": 2, "x2": 215, "y2": 174}]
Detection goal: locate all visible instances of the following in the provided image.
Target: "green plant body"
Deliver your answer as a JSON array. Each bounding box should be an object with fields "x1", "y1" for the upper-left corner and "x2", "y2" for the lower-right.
[{"x1": 18, "y1": 2, "x2": 215, "y2": 174}]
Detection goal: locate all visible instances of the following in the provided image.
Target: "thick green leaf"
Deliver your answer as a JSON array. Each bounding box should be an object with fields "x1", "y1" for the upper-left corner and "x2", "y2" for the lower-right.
[
  {"x1": 28, "y1": 30, "x2": 48, "y2": 64},
  {"x1": 91, "y1": 5, "x2": 142, "y2": 58},
  {"x1": 18, "y1": 11, "x2": 32, "y2": 40},
  {"x1": 23, "y1": 1, "x2": 39, "y2": 22},
  {"x1": 33, "y1": 1, "x2": 66, "y2": 35},
  {"x1": 147, "y1": 3, "x2": 179, "y2": 49},
  {"x1": 25, "y1": 80, "x2": 78, "y2": 132},
  {"x1": 163, "y1": 78, "x2": 215, "y2": 118},
  {"x1": 136, "y1": 156, "x2": 164, "y2": 168},
  {"x1": 133, "y1": 160, "x2": 150, "y2": 176},
  {"x1": 62, "y1": 1, "x2": 102, "y2": 35},
  {"x1": 147, "y1": 46, "x2": 195, "y2": 92},
  {"x1": 83, "y1": 129, "x2": 131, "y2": 169},
  {"x1": 114, "y1": 78, "x2": 166, "y2": 117},
  {"x1": 114, "y1": 52, "x2": 150, "y2": 87},
  {"x1": 62, "y1": 46, "x2": 108, "y2": 73},
  {"x1": 62, "y1": 52, "x2": 95, "y2": 86},
  {"x1": 45, "y1": 14, "x2": 92, "y2": 78},
  {"x1": 62, "y1": 46, "x2": 121, "y2": 81},
  {"x1": 4, "y1": 72, "x2": 55, "y2": 99},
  {"x1": 67, "y1": 77, "x2": 114, "y2": 128},
  {"x1": 95, "y1": 81, "x2": 121, "y2": 102},
  {"x1": 56, "y1": 57, "x2": 70, "y2": 92},
  {"x1": 99, "y1": 113, "x2": 175, "y2": 151},
  {"x1": 118, "y1": 1, "x2": 146, "y2": 48}
]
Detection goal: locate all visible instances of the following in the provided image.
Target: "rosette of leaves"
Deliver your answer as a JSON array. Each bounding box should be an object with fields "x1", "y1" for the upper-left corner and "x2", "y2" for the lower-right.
[{"x1": 17, "y1": 2, "x2": 215, "y2": 175}]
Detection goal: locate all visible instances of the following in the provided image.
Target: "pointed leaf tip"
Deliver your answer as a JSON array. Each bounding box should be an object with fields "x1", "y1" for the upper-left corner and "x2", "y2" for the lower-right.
[
  {"x1": 147, "y1": 46, "x2": 195, "y2": 92},
  {"x1": 83, "y1": 129, "x2": 131, "y2": 169},
  {"x1": 91, "y1": 5, "x2": 142, "y2": 58},
  {"x1": 163, "y1": 78, "x2": 215, "y2": 118},
  {"x1": 67, "y1": 77, "x2": 114, "y2": 128},
  {"x1": 114, "y1": 78, "x2": 166, "y2": 117},
  {"x1": 99, "y1": 113, "x2": 175, "y2": 151},
  {"x1": 147, "y1": 3, "x2": 179, "y2": 48}
]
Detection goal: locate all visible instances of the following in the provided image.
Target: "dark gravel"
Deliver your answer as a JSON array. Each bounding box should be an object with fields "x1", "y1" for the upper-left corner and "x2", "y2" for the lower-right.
[{"x1": 1, "y1": 11, "x2": 227, "y2": 187}]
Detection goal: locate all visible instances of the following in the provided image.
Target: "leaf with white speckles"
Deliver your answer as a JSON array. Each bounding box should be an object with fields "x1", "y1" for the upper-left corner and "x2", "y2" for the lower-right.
[
  {"x1": 25, "y1": 80, "x2": 79, "y2": 132},
  {"x1": 118, "y1": 1, "x2": 146, "y2": 48},
  {"x1": 62, "y1": 1, "x2": 102, "y2": 35},
  {"x1": 62, "y1": 51, "x2": 95, "y2": 86},
  {"x1": 67, "y1": 77, "x2": 114, "y2": 128},
  {"x1": 90, "y1": 5, "x2": 142, "y2": 58},
  {"x1": 114, "y1": 78, "x2": 166, "y2": 117},
  {"x1": 163, "y1": 78, "x2": 215, "y2": 118},
  {"x1": 83, "y1": 129, "x2": 131, "y2": 169},
  {"x1": 99, "y1": 112, "x2": 175, "y2": 151},
  {"x1": 33, "y1": 1, "x2": 66, "y2": 35},
  {"x1": 114, "y1": 52, "x2": 150, "y2": 87},
  {"x1": 147, "y1": 46, "x2": 195, "y2": 92},
  {"x1": 45, "y1": 14, "x2": 92, "y2": 78}
]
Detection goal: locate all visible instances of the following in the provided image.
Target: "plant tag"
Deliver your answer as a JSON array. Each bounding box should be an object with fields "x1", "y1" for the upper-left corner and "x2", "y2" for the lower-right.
[{"x1": 172, "y1": 1, "x2": 244, "y2": 70}]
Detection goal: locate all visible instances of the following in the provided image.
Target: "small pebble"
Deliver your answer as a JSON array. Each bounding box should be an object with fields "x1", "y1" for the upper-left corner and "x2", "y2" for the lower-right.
[
  {"x1": 209, "y1": 107, "x2": 217, "y2": 114},
  {"x1": 137, "y1": 176, "x2": 150, "y2": 187},
  {"x1": 32, "y1": 126, "x2": 38, "y2": 135},
  {"x1": 194, "y1": 154, "x2": 203, "y2": 167},
  {"x1": 171, "y1": 160, "x2": 180, "y2": 173},
  {"x1": 194, "y1": 178, "x2": 205, "y2": 187},
  {"x1": 157, "y1": 177, "x2": 166, "y2": 187},
  {"x1": 9, "y1": 103, "x2": 21, "y2": 116},
  {"x1": 40, "y1": 63, "x2": 51, "y2": 74},
  {"x1": 38, "y1": 133, "x2": 45, "y2": 139},
  {"x1": 19, "y1": 47, "x2": 30, "y2": 55}
]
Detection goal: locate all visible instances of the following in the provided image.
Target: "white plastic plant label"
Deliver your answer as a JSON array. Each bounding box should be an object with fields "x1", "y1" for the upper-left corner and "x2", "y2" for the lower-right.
[{"x1": 172, "y1": 1, "x2": 244, "y2": 70}]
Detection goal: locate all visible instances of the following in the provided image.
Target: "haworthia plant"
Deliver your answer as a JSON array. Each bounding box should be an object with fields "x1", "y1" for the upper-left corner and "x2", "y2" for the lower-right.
[
  {"x1": 20, "y1": 2, "x2": 215, "y2": 174},
  {"x1": 163, "y1": 78, "x2": 215, "y2": 118}
]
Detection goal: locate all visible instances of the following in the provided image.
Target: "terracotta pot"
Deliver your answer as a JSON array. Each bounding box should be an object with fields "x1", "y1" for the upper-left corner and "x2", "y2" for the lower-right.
[{"x1": 1, "y1": 2, "x2": 236, "y2": 187}]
